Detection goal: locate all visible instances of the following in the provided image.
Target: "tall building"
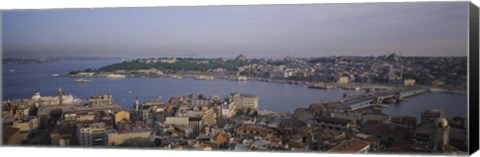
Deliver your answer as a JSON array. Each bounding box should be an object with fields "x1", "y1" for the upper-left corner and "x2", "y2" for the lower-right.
[
  {"x1": 421, "y1": 109, "x2": 444, "y2": 124},
  {"x1": 230, "y1": 93, "x2": 258, "y2": 112},
  {"x1": 134, "y1": 97, "x2": 140, "y2": 114},
  {"x1": 57, "y1": 88, "x2": 63, "y2": 105},
  {"x1": 188, "y1": 117, "x2": 201, "y2": 138},
  {"x1": 76, "y1": 122, "x2": 106, "y2": 146}
]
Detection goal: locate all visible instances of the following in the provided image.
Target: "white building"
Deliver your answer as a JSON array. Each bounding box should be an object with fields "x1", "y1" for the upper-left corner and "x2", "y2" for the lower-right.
[
  {"x1": 221, "y1": 102, "x2": 235, "y2": 118},
  {"x1": 105, "y1": 128, "x2": 151, "y2": 146},
  {"x1": 231, "y1": 93, "x2": 258, "y2": 112},
  {"x1": 404, "y1": 79, "x2": 416, "y2": 86},
  {"x1": 165, "y1": 117, "x2": 189, "y2": 126},
  {"x1": 76, "y1": 122, "x2": 106, "y2": 146},
  {"x1": 337, "y1": 77, "x2": 350, "y2": 84}
]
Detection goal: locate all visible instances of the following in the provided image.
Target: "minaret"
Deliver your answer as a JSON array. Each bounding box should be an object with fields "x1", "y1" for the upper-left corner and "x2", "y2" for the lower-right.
[
  {"x1": 433, "y1": 100, "x2": 449, "y2": 152},
  {"x1": 135, "y1": 96, "x2": 139, "y2": 113},
  {"x1": 57, "y1": 88, "x2": 63, "y2": 105}
]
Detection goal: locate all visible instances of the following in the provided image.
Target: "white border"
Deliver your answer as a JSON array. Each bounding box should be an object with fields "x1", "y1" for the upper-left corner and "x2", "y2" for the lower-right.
[
  {"x1": 0, "y1": 0, "x2": 473, "y2": 10},
  {"x1": 0, "y1": 0, "x2": 478, "y2": 157}
]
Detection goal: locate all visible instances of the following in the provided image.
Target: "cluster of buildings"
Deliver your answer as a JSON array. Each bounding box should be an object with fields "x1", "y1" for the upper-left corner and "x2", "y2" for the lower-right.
[
  {"x1": 73, "y1": 68, "x2": 164, "y2": 78},
  {"x1": 1, "y1": 89, "x2": 259, "y2": 148},
  {"x1": 2, "y1": 87, "x2": 467, "y2": 155},
  {"x1": 71, "y1": 53, "x2": 466, "y2": 93},
  {"x1": 235, "y1": 53, "x2": 466, "y2": 89}
]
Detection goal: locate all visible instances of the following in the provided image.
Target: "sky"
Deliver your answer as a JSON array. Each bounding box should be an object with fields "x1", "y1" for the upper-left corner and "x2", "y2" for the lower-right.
[{"x1": 1, "y1": 2, "x2": 469, "y2": 59}]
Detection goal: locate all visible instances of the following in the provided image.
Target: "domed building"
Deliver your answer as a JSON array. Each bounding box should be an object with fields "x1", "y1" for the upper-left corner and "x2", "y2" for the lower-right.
[{"x1": 412, "y1": 109, "x2": 459, "y2": 153}]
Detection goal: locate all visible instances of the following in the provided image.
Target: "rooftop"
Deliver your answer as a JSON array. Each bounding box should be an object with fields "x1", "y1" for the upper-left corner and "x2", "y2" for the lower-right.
[
  {"x1": 3, "y1": 126, "x2": 20, "y2": 141},
  {"x1": 327, "y1": 138, "x2": 371, "y2": 153},
  {"x1": 315, "y1": 116, "x2": 353, "y2": 125}
]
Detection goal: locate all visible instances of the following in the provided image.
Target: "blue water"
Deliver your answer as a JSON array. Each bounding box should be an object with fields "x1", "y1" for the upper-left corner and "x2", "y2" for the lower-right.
[
  {"x1": 381, "y1": 93, "x2": 468, "y2": 119},
  {"x1": 2, "y1": 59, "x2": 467, "y2": 119}
]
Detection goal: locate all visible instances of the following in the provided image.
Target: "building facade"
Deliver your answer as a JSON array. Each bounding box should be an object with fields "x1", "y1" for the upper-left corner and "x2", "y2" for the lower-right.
[
  {"x1": 231, "y1": 93, "x2": 258, "y2": 112},
  {"x1": 76, "y1": 122, "x2": 107, "y2": 146}
]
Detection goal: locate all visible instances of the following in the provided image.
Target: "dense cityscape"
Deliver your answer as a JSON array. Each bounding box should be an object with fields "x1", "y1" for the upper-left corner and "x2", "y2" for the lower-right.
[
  {"x1": 69, "y1": 53, "x2": 467, "y2": 91},
  {"x1": 2, "y1": 54, "x2": 468, "y2": 155}
]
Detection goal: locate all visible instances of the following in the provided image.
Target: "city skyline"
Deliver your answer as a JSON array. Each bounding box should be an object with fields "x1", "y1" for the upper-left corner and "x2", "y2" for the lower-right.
[{"x1": 2, "y1": 2, "x2": 469, "y2": 59}]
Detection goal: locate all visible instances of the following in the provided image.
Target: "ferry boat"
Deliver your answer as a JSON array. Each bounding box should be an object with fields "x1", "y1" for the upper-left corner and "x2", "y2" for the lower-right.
[
  {"x1": 74, "y1": 79, "x2": 91, "y2": 83},
  {"x1": 106, "y1": 74, "x2": 126, "y2": 78},
  {"x1": 52, "y1": 74, "x2": 60, "y2": 77}
]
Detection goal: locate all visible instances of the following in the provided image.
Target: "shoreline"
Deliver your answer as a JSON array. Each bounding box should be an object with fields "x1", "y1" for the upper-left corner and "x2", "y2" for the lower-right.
[{"x1": 68, "y1": 72, "x2": 467, "y2": 94}]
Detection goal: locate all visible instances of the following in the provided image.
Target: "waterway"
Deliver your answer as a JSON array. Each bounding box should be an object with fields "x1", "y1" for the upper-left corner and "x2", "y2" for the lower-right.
[{"x1": 2, "y1": 59, "x2": 467, "y2": 119}]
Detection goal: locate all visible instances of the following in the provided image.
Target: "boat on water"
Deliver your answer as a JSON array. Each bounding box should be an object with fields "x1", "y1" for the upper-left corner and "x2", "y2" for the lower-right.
[
  {"x1": 52, "y1": 74, "x2": 60, "y2": 77},
  {"x1": 383, "y1": 99, "x2": 397, "y2": 104},
  {"x1": 74, "y1": 79, "x2": 91, "y2": 83},
  {"x1": 236, "y1": 76, "x2": 247, "y2": 81},
  {"x1": 195, "y1": 75, "x2": 214, "y2": 80},
  {"x1": 341, "y1": 86, "x2": 361, "y2": 91},
  {"x1": 308, "y1": 83, "x2": 335, "y2": 90},
  {"x1": 106, "y1": 74, "x2": 126, "y2": 78},
  {"x1": 9, "y1": 69, "x2": 15, "y2": 73},
  {"x1": 170, "y1": 75, "x2": 183, "y2": 79}
]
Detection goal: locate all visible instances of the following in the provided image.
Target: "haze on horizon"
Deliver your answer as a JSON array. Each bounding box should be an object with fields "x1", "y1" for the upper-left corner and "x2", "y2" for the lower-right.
[{"x1": 1, "y1": 2, "x2": 469, "y2": 59}]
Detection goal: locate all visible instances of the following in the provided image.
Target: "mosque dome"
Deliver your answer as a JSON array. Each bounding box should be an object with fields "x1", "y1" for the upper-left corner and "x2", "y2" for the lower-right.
[{"x1": 434, "y1": 117, "x2": 449, "y2": 128}]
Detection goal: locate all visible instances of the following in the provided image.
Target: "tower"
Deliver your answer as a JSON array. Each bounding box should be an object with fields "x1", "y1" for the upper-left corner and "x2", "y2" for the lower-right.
[
  {"x1": 433, "y1": 117, "x2": 450, "y2": 152},
  {"x1": 134, "y1": 96, "x2": 139, "y2": 113},
  {"x1": 432, "y1": 100, "x2": 449, "y2": 152},
  {"x1": 58, "y1": 88, "x2": 63, "y2": 105}
]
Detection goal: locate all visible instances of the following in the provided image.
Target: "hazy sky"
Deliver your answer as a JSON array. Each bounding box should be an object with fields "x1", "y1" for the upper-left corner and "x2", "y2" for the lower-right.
[{"x1": 1, "y1": 2, "x2": 469, "y2": 59}]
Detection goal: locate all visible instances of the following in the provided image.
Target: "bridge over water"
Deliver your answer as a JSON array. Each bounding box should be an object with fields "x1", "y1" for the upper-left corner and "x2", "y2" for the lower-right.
[{"x1": 326, "y1": 87, "x2": 428, "y2": 111}]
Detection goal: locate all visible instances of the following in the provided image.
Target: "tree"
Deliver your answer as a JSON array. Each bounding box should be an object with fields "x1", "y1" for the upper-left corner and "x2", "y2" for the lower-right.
[
  {"x1": 252, "y1": 111, "x2": 258, "y2": 118},
  {"x1": 246, "y1": 108, "x2": 252, "y2": 116},
  {"x1": 235, "y1": 109, "x2": 244, "y2": 116}
]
